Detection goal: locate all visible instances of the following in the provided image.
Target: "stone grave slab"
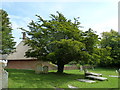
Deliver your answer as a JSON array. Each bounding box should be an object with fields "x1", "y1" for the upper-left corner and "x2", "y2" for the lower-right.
[
  {"x1": 109, "y1": 75, "x2": 120, "y2": 77},
  {"x1": 85, "y1": 72, "x2": 102, "y2": 76},
  {"x1": 68, "y1": 84, "x2": 78, "y2": 88},
  {"x1": 86, "y1": 75, "x2": 108, "y2": 81},
  {"x1": 77, "y1": 79, "x2": 96, "y2": 83}
]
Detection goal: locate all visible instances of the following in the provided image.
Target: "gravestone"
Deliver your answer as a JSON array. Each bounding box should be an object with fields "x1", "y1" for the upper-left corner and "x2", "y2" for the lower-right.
[
  {"x1": 85, "y1": 72, "x2": 102, "y2": 77},
  {"x1": 35, "y1": 63, "x2": 43, "y2": 74},
  {"x1": 86, "y1": 75, "x2": 108, "y2": 81},
  {"x1": 80, "y1": 65, "x2": 83, "y2": 71},
  {"x1": 43, "y1": 66, "x2": 48, "y2": 73},
  {"x1": 68, "y1": 84, "x2": 78, "y2": 88},
  {"x1": 0, "y1": 60, "x2": 8, "y2": 89},
  {"x1": 77, "y1": 79, "x2": 96, "y2": 83}
]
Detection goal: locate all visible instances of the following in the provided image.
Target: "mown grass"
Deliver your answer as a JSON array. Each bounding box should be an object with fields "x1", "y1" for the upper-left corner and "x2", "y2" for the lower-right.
[{"x1": 6, "y1": 68, "x2": 119, "y2": 88}]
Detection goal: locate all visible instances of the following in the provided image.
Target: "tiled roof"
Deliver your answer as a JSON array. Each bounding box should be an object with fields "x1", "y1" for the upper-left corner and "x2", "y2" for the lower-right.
[{"x1": 7, "y1": 40, "x2": 36, "y2": 60}]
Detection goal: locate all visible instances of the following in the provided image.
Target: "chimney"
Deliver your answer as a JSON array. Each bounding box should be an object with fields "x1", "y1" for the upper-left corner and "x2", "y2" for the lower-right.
[{"x1": 22, "y1": 32, "x2": 26, "y2": 40}]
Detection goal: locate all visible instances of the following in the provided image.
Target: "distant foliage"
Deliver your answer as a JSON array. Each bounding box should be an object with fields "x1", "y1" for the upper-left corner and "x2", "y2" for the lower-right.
[{"x1": 99, "y1": 30, "x2": 120, "y2": 67}]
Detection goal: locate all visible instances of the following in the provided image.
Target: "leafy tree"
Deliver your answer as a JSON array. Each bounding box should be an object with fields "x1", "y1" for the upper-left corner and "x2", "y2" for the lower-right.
[
  {"x1": 0, "y1": 9, "x2": 16, "y2": 55},
  {"x1": 47, "y1": 39, "x2": 90, "y2": 73},
  {"x1": 81, "y1": 28, "x2": 100, "y2": 65},
  {"x1": 94, "y1": 47, "x2": 112, "y2": 67},
  {"x1": 22, "y1": 11, "x2": 93, "y2": 73},
  {"x1": 100, "y1": 30, "x2": 120, "y2": 67}
]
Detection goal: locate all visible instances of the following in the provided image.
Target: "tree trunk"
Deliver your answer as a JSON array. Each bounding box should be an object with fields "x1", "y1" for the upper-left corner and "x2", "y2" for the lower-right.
[{"x1": 57, "y1": 63, "x2": 64, "y2": 73}]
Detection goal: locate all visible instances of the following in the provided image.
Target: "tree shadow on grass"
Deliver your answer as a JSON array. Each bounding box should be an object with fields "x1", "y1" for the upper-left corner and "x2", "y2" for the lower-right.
[{"x1": 7, "y1": 69, "x2": 84, "y2": 88}]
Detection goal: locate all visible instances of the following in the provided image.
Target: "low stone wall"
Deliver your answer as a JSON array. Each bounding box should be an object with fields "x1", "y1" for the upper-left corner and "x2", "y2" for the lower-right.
[
  {"x1": 81, "y1": 65, "x2": 95, "y2": 70},
  {"x1": 6, "y1": 60, "x2": 57, "y2": 70},
  {"x1": 64, "y1": 65, "x2": 95, "y2": 70},
  {"x1": 6, "y1": 60, "x2": 79, "y2": 70},
  {"x1": 6, "y1": 60, "x2": 37, "y2": 70},
  {"x1": 64, "y1": 65, "x2": 78, "y2": 70},
  {"x1": 7, "y1": 60, "x2": 96, "y2": 71}
]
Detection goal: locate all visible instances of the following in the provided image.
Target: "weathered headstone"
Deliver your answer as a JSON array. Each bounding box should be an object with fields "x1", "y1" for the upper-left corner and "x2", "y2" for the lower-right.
[
  {"x1": 43, "y1": 66, "x2": 48, "y2": 73},
  {"x1": 35, "y1": 63, "x2": 43, "y2": 74},
  {"x1": 80, "y1": 65, "x2": 83, "y2": 71},
  {"x1": 0, "y1": 60, "x2": 8, "y2": 89},
  {"x1": 118, "y1": 69, "x2": 120, "y2": 76}
]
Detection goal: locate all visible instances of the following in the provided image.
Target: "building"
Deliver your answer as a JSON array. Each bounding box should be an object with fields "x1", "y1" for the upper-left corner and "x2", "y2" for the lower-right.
[
  {"x1": 6, "y1": 33, "x2": 56, "y2": 70},
  {"x1": 5, "y1": 33, "x2": 78, "y2": 70}
]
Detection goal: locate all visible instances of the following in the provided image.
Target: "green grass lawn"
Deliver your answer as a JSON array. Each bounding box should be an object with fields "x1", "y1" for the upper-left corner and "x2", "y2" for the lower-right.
[{"x1": 6, "y1": 68, "x2": 119, "y2": 88}]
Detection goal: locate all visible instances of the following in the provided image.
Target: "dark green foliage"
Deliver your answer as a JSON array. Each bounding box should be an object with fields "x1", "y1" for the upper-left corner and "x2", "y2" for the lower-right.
[
  {"x1": 100, "y1": 30, "x2": 120, "y2": 67},
  {"x1": 82, "y1": 28, "x2": 99, "y2": 54},
  {"x1": 81, "y1": 28, "x2": 100, "y2": 65},
  {"x1": 94, "y1": 47, "x2": 112, "y2": 67},
  {"x1": 47, "y1": 39, "x2": 91, "y2": 73},
  {"x1": 47, "y1": 39, "x2": 86, "y2": 64},
  {"x1": 0, "y1": 9, "x2": 16, "y2": 55}
]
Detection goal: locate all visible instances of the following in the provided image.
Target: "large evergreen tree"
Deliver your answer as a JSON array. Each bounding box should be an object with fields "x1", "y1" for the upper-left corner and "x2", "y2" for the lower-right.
[
  {"x1": 0, "y1": 9, "x2": 16, "y2": 55},
  {"x1": 22, "y1": 11, "x2": 96, "y2": 73}
]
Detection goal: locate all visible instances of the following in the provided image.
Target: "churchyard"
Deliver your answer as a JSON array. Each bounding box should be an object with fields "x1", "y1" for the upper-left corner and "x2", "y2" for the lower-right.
[
  {"x1": 1, "y1": 7, "x2": 120, "y2": 89},
  {"x1": 7, "y1": 68, "x2": 119, "y2": 88}
]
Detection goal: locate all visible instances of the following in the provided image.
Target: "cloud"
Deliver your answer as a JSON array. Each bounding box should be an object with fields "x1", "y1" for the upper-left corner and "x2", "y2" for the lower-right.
[
  {"x1": 82, "y1": 17, "x2": 118, "y2": 36},
  {"x1": 9, "y1": 15, "x2": 31, "y2": 45},
  {"x1": 9, "y1": 15, "x2": 31, "y2": 29}
]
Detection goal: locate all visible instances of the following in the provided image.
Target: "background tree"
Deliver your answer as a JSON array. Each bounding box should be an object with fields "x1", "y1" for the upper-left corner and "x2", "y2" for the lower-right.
[
  {"x1": 22, "y1": 11, "x2": 94, "y2": 73},
  {"x1": 100, "y1": 30, "x2": 120, "y2": 67},
  {"x1": 68, "y1": 28, "x2": 101, "y2": 67},
  {"x1": 81, "y1": 28, "x2": 100, "y2": 65},
  {"x1": 82, "y1": 28, "x2": 99, "y2": 53},
  {"x1": 94, "y1": 47, "x2": 112, "y2": 67},
  {"x1": 0, "y1": 9, "x2": 16, "y2": 55}
]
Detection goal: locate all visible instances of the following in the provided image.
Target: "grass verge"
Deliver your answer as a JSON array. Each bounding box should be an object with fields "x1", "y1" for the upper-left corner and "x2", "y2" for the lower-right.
[{"x1": 6, "y1": 68, "x2": 119, "y2": 88}]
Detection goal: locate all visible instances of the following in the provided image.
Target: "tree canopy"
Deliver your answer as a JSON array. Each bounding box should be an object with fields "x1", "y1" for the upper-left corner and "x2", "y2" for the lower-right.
[
  {"x1": 22, "y1": 11, "x2": 100, "y2": 73},
  {"x1": 0, "y1": 9, "x2": 16, "y2": 55}
]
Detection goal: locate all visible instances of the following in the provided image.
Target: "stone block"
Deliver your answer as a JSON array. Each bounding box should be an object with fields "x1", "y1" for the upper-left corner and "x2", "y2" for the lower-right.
[
  {"x1": 43, "y1": 66, "x2": 48, "y2": 73},
  {"x1": 0, "y1": 60, "x2": 8, "y2": 89},
  {"x1": 35, "y1": 63, "x2": 43, "y2": 74}
]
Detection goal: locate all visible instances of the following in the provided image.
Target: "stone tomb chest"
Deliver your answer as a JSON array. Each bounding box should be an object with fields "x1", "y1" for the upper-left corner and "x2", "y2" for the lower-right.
[
  {"x1": 35, "y1": 62, "x2": 48, "y2": 74},
  {"x1": 0, "y1": 60, "x2": 8, "y2": 89}
]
